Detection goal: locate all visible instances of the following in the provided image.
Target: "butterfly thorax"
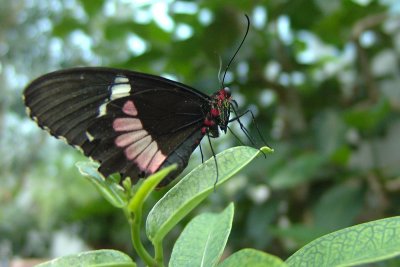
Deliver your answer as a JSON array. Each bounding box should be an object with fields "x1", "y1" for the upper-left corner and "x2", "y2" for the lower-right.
[{"x1": 201, "y1": 87, "x2": 232, "y2": 138}]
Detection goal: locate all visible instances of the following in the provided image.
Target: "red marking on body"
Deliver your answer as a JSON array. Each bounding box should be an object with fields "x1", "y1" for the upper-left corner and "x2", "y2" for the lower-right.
[
  {"x1": 203, "y1": 118, "x2": 215, "y2": 127},
  {"x1": 218, "y1": 89, "x2": 226, "y2": 100},
  {"x1": 210, "y1": 108, "x2": 220, "y2": 117},
  {"x1": 115, "y1": 130, "x2": 147, "y2": 147},
  {"x1": 122, "y1": 100, "x2": 138, "y2": 116},
  {"x1": 147, "y1": 150, "x2": 167, "y2": 173},
  {"x1": 113, "y1": 118, "x2": 142, "y2": 131}
]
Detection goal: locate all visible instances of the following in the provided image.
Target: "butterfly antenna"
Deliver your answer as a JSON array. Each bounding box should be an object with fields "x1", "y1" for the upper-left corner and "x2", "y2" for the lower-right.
[
  {"x1": 217, "y1": 54, "x2": 223, "y2": 83},
  {"x1": 221, "y1": 14, "x2": 251, "y2": 88}
]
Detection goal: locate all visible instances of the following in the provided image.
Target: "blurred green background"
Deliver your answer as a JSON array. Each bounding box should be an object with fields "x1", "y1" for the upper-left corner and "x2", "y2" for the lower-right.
[{"x1": 1, "y1": 0, "x2": 400, "y2": 265}]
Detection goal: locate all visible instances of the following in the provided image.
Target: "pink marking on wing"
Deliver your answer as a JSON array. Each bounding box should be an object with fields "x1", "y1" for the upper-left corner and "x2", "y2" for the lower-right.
[
  {"x1": 123, "y1": 100, "x2": 138, "y2": 116},
  {"x1": 115, "y1": 130, "x2": 148, "y2": 147},
  {"x1": 113, "y1": 118, "x2": 142, "y2": 132},
  {"x1": 125, "y1": 135, "x2": 152, "y2": 160},
  {"x1": 147, "y1": 150, "x2": 167, "y2": 173},
  {"x1": 135, "y1": 141, "x2": 158, "y2": 172}
]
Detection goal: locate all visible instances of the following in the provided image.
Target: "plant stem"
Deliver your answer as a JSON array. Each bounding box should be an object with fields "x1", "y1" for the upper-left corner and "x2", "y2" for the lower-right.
[
  {"x1": 124, "y1": 208, "x2": 157, "y2": 267},
  {"x1": 154, "y1": 239, "x2": 164, "y2": 266}
]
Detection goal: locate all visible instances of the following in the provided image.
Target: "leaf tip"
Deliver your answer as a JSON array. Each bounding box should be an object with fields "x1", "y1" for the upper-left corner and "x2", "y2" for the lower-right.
[{"x1": 261, "y1": 146, "x2": 274, "y2": 154}]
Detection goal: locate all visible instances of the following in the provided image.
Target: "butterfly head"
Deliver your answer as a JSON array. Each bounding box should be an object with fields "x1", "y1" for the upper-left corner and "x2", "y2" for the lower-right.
[
  {"x1": 202, "y1": 87, "x2": 232, "y2": 137},
  {"x1": 217, "y1": 87, "x2": 232, "y2": 131}
]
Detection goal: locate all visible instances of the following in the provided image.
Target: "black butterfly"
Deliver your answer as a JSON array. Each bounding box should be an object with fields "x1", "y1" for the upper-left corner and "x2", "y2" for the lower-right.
[
  {"x1": 23, "y1": 16, "x2": 259, "y2": 187},
  {"x1": 23, "y1": 67, "x2": 237, "y2": 186}
]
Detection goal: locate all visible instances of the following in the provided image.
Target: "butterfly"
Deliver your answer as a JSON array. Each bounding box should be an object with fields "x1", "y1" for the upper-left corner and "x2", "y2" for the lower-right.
[
  {"x1": 23, "y1": 16, "x2": 259, "y2": 187},
  {"x1": 23, "y1": 67, "x2": 238, "y2": 186}
]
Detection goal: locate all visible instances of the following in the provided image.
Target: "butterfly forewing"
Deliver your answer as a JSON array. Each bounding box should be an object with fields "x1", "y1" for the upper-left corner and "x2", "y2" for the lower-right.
[{"x1": 24, "y1": 67, "x2": 210, "y2": 185}]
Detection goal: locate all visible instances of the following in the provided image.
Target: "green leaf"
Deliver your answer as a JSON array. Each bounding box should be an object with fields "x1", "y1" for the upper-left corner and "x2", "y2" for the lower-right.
[
  {"x1": 52, "y1": 17, "x2": 85, "y2": 37},
  {"x1": 169, "y1": 203, "x2": 234, "y2": 267},
  {"x1": 313, "y1": 183, "x2": 363, "y2": 231},
  {"x1": 218, "y1": 248, "x2": 287, "y2": 267},
  {"x1": 126, "y1": 165, "x2": 177, "y2": 267},
  {"x1": 267, "y1": 153, "x2": 327, "y2": 189},
  {"x1": 146, "y1": 146, "x2": 273, "y2": 244},
  {"x1": 344, "y1": 97, "x2": 390, "y2": 132},
  {"x1": 313, "y1": 110, "x2": 346, "y2": 157},
  {"x1": 76, "y1": 161, "x2": 127, "y2": 208},
  {"x1": 286, "y1": 216, "x2": 400, "y2": 267},
  {"x1": 128, "y1": 164, "x2": 177, "y2": 212},
  {"x1": 80, "y1": 0, "x2": 105, "y2": 16},
  {"x1": 269, "y1": 224, "x2": 327, "y2": 247},
  {"x1": 36, "y1": 249, "x2": 136, "y2": 267}
]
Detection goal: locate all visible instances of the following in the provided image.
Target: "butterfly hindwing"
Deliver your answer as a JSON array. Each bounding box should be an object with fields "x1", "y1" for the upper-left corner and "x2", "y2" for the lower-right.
[{"x1": 24, "y1": 67, "x2": 210, "y2": 184}]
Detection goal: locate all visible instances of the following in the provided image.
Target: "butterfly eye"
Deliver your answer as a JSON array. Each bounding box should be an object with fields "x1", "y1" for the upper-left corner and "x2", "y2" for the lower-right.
[{"x1": 224, "y1": 87, "x2": 231, "y2": 97}]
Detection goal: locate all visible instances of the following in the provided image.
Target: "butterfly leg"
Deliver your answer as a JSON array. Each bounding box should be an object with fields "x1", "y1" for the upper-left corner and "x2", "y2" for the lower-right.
[
  {"x1": 199, "y1": 143, "x2": 204, "y2": 163},
  {"x1": 229, "y1": 106, "x2": 258, "y2": 146},
  {"x1": 229, "y1": 105, "x2": 268, "y2": 157},
  {"x1": 227, "y1": 125, "x2": 245, "y2": 146},
  {"x1": 206, "y1": 132, "x2": 219, "y2": 190}
]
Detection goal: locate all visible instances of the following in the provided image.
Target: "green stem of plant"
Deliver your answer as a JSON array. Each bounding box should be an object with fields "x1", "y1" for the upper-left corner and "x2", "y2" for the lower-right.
[
  {"x1": 124, "y1": 207, "x2": 157, "y2": 267},
  {"x1": 154, "y1": 239, "x2": 164, "y2": 266}
]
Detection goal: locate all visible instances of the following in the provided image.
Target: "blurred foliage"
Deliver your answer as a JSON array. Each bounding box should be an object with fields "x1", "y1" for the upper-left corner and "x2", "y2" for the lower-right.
[{"x1": 1, "y1": 0, "x2": 400, "y2": 265}]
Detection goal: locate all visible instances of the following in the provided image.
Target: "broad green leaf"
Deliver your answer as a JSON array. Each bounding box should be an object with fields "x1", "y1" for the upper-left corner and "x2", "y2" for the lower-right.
[
  {"x1": 344, "y1": 97, "x2": 390, "y2": 132},
  {"x1": 169, "y1": 203, "x2": 234, "y2": 267},
  {"x1": 37, "y1": 249, "x2": 136, "y2": 267},
  {"x1": 267, "y1": 153, "x2": 326, "y2": 189},
  {"x1": 76, "y1": 161, "x2": 127, "y2": 208},
  {"x1": 52, "y1": 18, "x2": 85, "y2": 38},
  {"x1": 80, "y1": 0, "x2": 105, "y2": 16},
  {"x1": 313, "y1": 183, "x2": 363, "y2": 231},
  {"x1": 218, "y1": 248, "x2": 287, "y2": 267},
  {"x1": 286, "y1": 216, "x2": 400, "y2": 267},
  {"x1": 313, "y1": 110, "x2": 346, "y2": 157},
  {"x1": 146, "y1": 146, "x2": 272, "y2": 243},
  {"x1": 245, "y1": 200, "x2": 280, "y2": 248},
  {"x1": 269, "y1": 224, "x2": 327, "y2": 247}
]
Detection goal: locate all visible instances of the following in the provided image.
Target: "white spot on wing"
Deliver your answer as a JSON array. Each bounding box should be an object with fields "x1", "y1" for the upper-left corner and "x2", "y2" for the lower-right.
[
  {"x1": 97, "y1": 102, "x2": 108, "y2": 117},
  {"x1": 86, "y1": 131, "x2": 95, "y2": 142},
  {"x1": 111, "y1": 84, "x2": 131, "y2": 100},
  {"x1": 96, "y1": 75, "x2": 132, "y2": 118},
  {"x1": 115, "y1": 76, "x2": 129, "y2": 83},
  {"x1": 111, "y1": 75, "x2": 131, "y2": 100},
  {"x1": 74, "y1": 145, "x2": 84, "y2": 153}
]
